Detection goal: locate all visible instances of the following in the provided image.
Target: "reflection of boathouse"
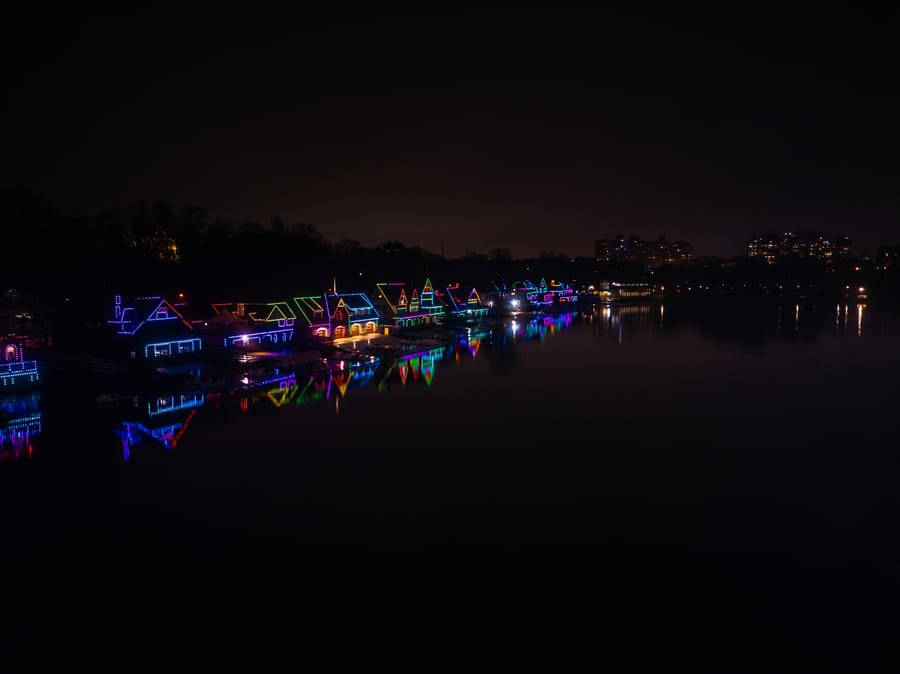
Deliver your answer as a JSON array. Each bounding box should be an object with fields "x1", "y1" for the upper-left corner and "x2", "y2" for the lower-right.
[
  {"x1": 116, "y1": 387, "x2": 205, "y2": 459},
  {"x1": 146, "y1": 390, "x2": 205, "y2": 417},
  {"x1": 0, "y1": 391, "x2": 41, "y2": 461}
]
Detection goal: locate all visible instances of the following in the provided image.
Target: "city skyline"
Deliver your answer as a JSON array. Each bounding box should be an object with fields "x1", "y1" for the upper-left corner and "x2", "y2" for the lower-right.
[{"x1": 6, "y1": 10, "x2": 900, "y2": 259}]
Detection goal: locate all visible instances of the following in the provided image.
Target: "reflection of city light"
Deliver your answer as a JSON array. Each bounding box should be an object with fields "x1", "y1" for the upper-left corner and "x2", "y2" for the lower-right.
[{"x1": 858, "y1": 303, "x2": 865, "y2": 336}]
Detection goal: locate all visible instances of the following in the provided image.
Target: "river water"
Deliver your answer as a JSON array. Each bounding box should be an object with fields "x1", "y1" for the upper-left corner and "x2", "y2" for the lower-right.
[{"x1": 2, "y1": 302, "x2": 899, "y2": 668}]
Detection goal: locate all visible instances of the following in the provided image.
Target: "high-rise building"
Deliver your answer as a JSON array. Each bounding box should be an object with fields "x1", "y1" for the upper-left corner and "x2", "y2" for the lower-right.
[
  {"x1": 594, "y1": 235, "x2": 693, "y2": 267},
  {"x1": 746, "y1": 231, "x2": 850, "y2": 264}
]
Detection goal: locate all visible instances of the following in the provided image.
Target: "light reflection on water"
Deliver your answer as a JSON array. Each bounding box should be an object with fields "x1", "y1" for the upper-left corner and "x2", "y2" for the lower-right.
[
  {"x1": 0, "y1": 390, "x2": 40, "y2": 461},
  {"x1": 2, "y1": 301, "x2": 896, "y2": 460},
  {"x1": 5, "y1": 301, "x2": 900, "y2": 665}
]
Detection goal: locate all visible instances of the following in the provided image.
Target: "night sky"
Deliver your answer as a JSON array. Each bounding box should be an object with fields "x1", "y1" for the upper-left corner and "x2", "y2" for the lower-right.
[{"x1": 6, "y1": 9, "x2": 900, "y2": 258}]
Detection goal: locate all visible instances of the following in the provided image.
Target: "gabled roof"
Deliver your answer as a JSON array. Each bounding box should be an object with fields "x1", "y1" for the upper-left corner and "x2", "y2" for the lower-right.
[
  {"x1": 433, "y1": 288, "x2": 451, "y2": 308},
  {"x1": 418, "y1": 279, "x2": 443, "y2": 310},
  {"x1": 293, "y1": 295, "x2": 329, "y2": 326},
  {"x1": 244, "y1": 301, "x2": 296, "y2": 323},
  {"x1": 211, "y1": 301, "x2": 296, "y2": 323},
  {"x1": 211, "y1": 302, "x2": 237, "y2": 316},
  {"x1": 330, "y1": 297, "x2": 348, "y2": 317},
  {"x1": 325, "y1": 292, "x2": 379, "y2": 321},
  {"x1": 294, "y1": 295, "x2": 324, "y2": 312},
  {"x1": 382, "y1": 282, "x2": 443, "y2": 313},
  {"x1": 375, "y1": 282, "x2": 408, "y2": 315},
  {"x1": 443, "y1": 284, "x2": 485, "y2": 311},
  {"x1": 444, "y1": 284, "x2": 466, "y2": 311},
  {"x1": 336, "y1": 293, "x2": 375, "y2": 310},
  {"x1": 111, "y1": 296, "x2": 192, "y2": 336}
]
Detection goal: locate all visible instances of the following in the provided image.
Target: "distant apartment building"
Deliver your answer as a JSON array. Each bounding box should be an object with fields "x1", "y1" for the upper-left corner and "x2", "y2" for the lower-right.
[
  {"x1": 594, "y1": 235, "x2": 693, "y2": 266},
  {"x1": 877, "y1": 244, "x2": 900, "y2": 268},
  {"x1": 746, "y1": 231, "x2": 850, "y2": 265}
]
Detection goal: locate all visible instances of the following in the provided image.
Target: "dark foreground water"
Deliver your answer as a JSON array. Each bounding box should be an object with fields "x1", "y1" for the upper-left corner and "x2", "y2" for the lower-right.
[{"x1": 2, "y1": 302, "x2": 900, "y2": 668}]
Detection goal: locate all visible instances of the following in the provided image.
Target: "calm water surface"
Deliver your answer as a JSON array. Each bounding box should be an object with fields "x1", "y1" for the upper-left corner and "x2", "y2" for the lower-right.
[{"x1": 3, "y1": 303, "x2": 900, "y2": 667}]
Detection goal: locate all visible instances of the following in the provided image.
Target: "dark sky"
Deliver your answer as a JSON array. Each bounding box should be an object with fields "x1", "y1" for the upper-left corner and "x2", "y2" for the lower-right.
[{"x1": 6, "y1": 9, "x2": 900, "y2": 258}]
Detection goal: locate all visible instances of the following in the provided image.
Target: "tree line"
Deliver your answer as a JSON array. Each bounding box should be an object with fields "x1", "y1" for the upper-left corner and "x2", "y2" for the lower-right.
[{"x1": 0, "y1": 194, "x2": 596, "y2": 323}]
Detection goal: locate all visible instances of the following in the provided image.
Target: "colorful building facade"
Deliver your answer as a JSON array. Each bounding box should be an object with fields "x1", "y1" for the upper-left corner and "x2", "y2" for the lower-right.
[
  {"x1": 293, "y1": 295, "x2": 332, "y2": 338},
  {"x1": 209, "y1": 301, "x2": 296, "y2": 348},
  {"x1": 0, "y1": 335, "x2": 40, "y2": 388},
  {"x1": 324, "y1": 292, "x2": 380, "y2": 338},
  {"x1": 375, "y1": 278, "x2": 445, "y2": 329},
  {"x1": 109, "y1": 295, "x2": 202, "y2": 359},
  {"x1": 505, "y1": 278, "x2": 577, "y2": 310},
  {"x1": 442, "y1": 284, "x2": 490, "y2": 319}
]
